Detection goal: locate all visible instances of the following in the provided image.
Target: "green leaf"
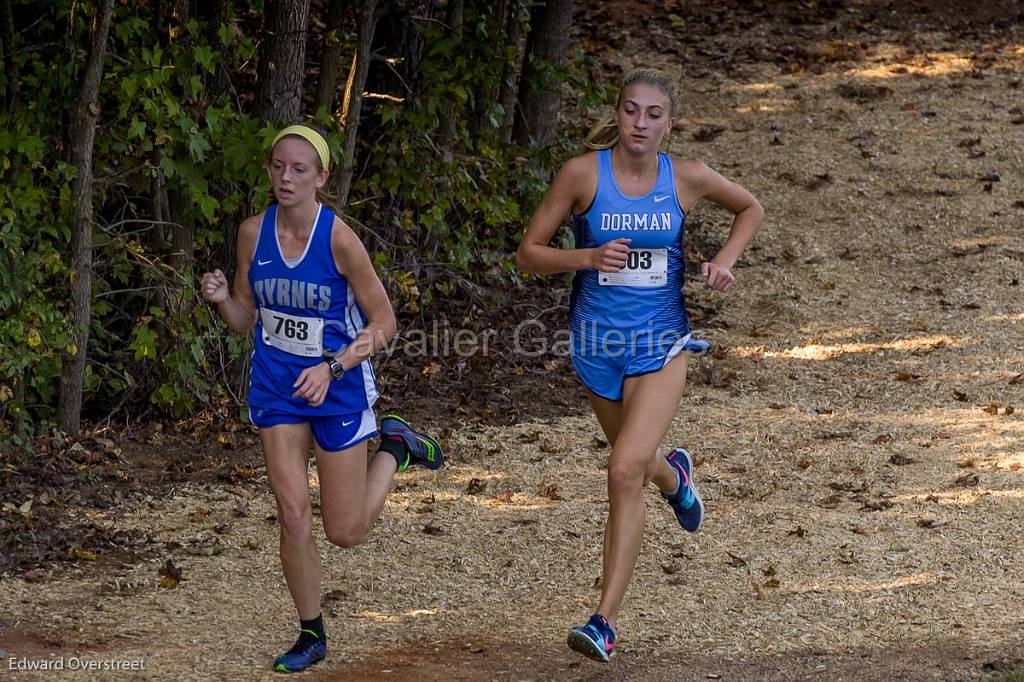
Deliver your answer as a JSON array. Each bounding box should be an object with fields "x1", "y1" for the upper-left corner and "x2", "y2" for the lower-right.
[
  {"x1": 130, "y1": 321, "x2": 158, "y2": 362},
  {"x1": 193, "y1": 45, "x2": 215, "y2": 72},
  {"x1": 188, "y1": 131, "x2": 211, "y2": 161},
  {"x1": 128, "y1": 117, "x2": 146, "y2": 139}
]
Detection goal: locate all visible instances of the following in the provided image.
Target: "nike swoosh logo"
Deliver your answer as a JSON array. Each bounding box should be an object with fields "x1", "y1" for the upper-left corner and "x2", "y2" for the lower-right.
[
  {"x1": 257, "y1": 259, "x2": 272, "y2": 265},
  {"x1": 653, "y1": 195, "x2": 670, "y2": 203},
  {"x1": 342, "y1": 420, "x2": 354, "y2": 427}
]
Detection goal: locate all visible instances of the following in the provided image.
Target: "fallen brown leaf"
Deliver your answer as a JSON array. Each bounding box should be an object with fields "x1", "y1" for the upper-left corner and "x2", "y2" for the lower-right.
[
  {"x1": 725, "y1": 552, "x2": 747, "y2": 568},
  {"x1": 422, "y1": 519, "x2": 445, "y2": 536},
  {"x1": 954, "y1": 473, "x2": 979, "y2": 487}
]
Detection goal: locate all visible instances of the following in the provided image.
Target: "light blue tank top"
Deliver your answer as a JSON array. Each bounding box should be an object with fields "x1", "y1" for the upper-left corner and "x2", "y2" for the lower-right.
[
  {"x1": 569, "y1": 149, "x2": 690, "y2": 349},
  {"x1": 247, "y1": 203, "x2": 378, "y2": 414}
]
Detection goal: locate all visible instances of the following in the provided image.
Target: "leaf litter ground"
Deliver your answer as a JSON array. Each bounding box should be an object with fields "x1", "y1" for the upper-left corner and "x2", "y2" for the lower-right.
[{"x1": 3, "y1": 1, "x2": 1024, "y2": 680}]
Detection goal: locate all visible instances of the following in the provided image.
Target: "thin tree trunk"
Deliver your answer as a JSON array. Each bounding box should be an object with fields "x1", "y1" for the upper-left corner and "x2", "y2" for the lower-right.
[
  {"x1": 1, "y1": 0, "x2": 20, "y2": 112},
  {"x1": 438, "y1": 0, "x2": 463, "y2": 141},
  {"x1": 513, "y1": 0, "x2": 574, "y2": 148},
  {"x1": 256, "y1": 0, "x2": 312, "y2": 126},
  {"x1": 166, "y1": 3, "x2": 193, "y2": 278},
  {"x1": 333, "y1": 0, "x2": 379, "y2": 209},
  {"x1": 58, "y1": 0, "x2": 115, "y2": 435},
  {"x1": 196, "y1": 0, "x2": 233, "y2": 98},
  {"x1": 498, "y1": 0, "x2": 526, "y2": 143},
  {"x1": 315, "y1": 0, "x2": 348, "y2": 114},
  {"x1": 446, "y1": 0, "x2": 463, "y2": 38}
]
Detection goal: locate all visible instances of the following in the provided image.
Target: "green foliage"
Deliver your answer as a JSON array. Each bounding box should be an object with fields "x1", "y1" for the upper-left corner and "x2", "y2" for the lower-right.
[
  {"x1": 0, "y1": 1, "x2": 609, "y2": 448},
  {"x1": 351, "y1": 7, "x2": 608, "y2": 309},
  {"x1": 0, "y1": 3, "x2": 270, "y2": 444}
]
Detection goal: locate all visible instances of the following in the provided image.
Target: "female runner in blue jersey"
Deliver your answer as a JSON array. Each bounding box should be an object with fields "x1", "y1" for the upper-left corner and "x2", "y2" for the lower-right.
[
  {"x1": 517, "y1": 68, "x2": 763, "y2": 662},
  {"x1": 200, "y1": 124, "x2": 444, "y2": 673}
]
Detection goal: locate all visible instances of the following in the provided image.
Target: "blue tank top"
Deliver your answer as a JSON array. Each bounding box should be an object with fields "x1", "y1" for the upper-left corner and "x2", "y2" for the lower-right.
[
  {"x1": 569, "y1": 149, "x2": 690, "y2": 349},
  {"x1": 247, "y1": 203, "x2": 378, "y2": 415}
]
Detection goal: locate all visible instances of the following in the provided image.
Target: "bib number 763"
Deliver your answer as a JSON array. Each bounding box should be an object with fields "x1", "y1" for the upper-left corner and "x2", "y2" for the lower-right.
[{"x1": 259, "y1": 308, "x2": 325, "y2": 357}]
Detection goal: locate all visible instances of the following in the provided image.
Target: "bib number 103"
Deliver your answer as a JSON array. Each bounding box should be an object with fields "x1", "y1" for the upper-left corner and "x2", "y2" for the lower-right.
[
  {"x1": 626, "y1": 251, "x2": 653, "y2": 270},
  {"x1": 599, "y1": 248, "x2": 668, "y2": 288},
  {"x1": 260, "y1": 308, "x2": 325, "y2": 357}
]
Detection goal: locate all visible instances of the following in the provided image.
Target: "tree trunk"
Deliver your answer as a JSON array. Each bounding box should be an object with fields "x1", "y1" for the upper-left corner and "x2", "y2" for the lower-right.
[
  {"x1": 498, "y1": 0, "x2": 526, "y2": 143},
  {"x1": 57, "y1": 0, "x2": 115, "y2": 435},
  {"x1": 512, "y1": 0, "x2": 574, "y2": 148},
  {"x1": 315, "y1": 0, "x2": 348, "y2": 114},
  {"x1": 446, "y1": 0, "x2": 464, "y2": 39},
  {"x1": 0, "y1": 0, "x2": 20, "y2": 112},
  {"x1": 438, "y1": 0, "x2": 463, "y2": 141},
  {"x1": 333, "y1": 0, "x2": 379, "y2": 209},
  {"x1": 256, "y1": 0, "x2": 312, "y2": 126},
  {"x1": 196, "y1": 0, "x2": 234, "y2": 98}
]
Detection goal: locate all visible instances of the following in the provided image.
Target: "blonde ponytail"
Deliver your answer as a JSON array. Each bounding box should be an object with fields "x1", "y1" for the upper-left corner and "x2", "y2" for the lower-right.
[{"x1": 585, "y1": 117, "x2": 619, "y2": 150}]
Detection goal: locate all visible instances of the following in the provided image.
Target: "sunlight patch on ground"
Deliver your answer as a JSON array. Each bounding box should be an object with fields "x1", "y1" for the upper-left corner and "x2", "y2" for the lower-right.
[
  {"x1": 735, "y1": 100, "x2": 796, "y2": 114},
  {"x1": 356, "y1": 607, "x2": 440, "y2": 623},
  {"x1": 730, "y1": 82, "x2": 782, "y2": 92},
  {"x1": 734, "y1": 334, "x2": 962, "y2": 360},
  {"x1": 948, "y1": 235, "x2": 1022, "y2": 249},
  {"x1": 862, "y1": 406, "x2": 1018, "y2": 434},
  {"x1": 445, "y1": 470, "x2": 510, "y2": 486},
  {"x1": 894, "y1": 488, "x2": 1024, "y2": 505},
  {"x1": 982, "y1": 313, "x2": 1024, "y2": 323},
  {"x1": 842, "y1": 48, "x2": 974, "y2": 79},
  {"x1": 995, "y1": 451, "x2": 1024, "y2": 471},
  {"x1": 788, "y1": 571, "x2": 948, "y2": 596},
  {"x1": 816, "y1": 326, "x2": 878, "y2": 341}
]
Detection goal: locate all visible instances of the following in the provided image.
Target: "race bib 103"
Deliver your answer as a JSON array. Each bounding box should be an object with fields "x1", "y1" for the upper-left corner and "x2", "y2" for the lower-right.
[{"x1": 599, "y1": 248, "x2": 668, "y2": 287}]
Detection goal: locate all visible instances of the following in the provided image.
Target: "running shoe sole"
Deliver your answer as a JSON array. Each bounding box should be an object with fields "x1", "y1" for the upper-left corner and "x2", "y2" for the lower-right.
[{"x1": 567, "y1": 629, "x2": 613, "y2": 663}]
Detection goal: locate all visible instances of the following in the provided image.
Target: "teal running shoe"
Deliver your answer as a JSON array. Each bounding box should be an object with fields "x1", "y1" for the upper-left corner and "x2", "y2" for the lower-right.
[
  {"x1": 380, "y1": 414, "x2": 444, "y2": 472},
  {"x1": 567, "y1": 613, "x2": 616, "y2": 662},
  {"x1": 663, "y1": 448, "x2": 704, "y2": 532}
]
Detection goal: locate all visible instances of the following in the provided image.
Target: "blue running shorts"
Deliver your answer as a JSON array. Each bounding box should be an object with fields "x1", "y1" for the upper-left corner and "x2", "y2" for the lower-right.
[
  {"x1": 248, "y1": 406, "x2": 378, "y2": 452},
  {"x1": 571, "y1": 333, "x2": 691, "y2": 402}
]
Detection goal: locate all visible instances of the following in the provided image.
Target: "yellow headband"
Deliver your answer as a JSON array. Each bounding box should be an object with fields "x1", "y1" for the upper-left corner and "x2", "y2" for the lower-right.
[{"x1": 271, "y1": 125, "x2": 330, "y2": 171}]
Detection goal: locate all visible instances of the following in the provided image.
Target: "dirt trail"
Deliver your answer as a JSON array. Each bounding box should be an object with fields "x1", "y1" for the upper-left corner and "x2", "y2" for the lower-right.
[{"x1": 3, "y1": 3, "x2": 1024, "y2": 680}]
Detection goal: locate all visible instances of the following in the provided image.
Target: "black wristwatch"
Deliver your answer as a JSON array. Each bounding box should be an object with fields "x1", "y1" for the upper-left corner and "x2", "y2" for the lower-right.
[{"x1": 323, "y1": 354, "x2": 345, "y2": 380}]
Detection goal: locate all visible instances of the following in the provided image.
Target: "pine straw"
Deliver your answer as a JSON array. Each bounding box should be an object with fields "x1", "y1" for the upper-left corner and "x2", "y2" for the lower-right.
[{"x1": 3, "y1": 15, "x2": 1024, "y2": 682}]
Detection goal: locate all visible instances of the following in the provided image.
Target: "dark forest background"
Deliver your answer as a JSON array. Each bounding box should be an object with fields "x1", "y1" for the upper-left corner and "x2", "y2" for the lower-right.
[{"x1": 0, "y1": 0, "x2": 601, "y2": 445}]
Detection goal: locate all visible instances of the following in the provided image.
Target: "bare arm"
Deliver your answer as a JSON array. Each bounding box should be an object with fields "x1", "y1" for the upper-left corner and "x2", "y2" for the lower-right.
[
  {"x1": 677, "y1": 160, "x2": 764, "y2": 291},
  {"x1": 290, "y1": 218, "x2": 397, "y2": 407},
  {"x1": 516, "y1": 155, "x2": 631, "y2": 275},
  {"x1": 329, "y1": 220, "x2": 397, "y2": 367},
  {"x1": 200, "y1": 215, "x2": 259, "y2": 332}
]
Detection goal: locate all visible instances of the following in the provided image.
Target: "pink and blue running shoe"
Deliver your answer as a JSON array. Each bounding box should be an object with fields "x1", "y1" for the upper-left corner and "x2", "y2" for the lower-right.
[
  {"x1": 663, "y1": 448, "x2": 704, "y2": 532},
  {"x1": 567, "y1": 613, "x2": 617, "y2": 662}
]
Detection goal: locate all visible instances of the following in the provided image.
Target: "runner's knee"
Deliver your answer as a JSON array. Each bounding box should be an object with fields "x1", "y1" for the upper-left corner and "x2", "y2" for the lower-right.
[
  {"x1": 607, "y1": 455, "x2": 648, "y2": 497},
  {"x1": 277, "y1": 500, "x2": 314, "y2": 541},
  {"x1": 323, "y1": 518, "x2": 368, "y2": 548}
]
